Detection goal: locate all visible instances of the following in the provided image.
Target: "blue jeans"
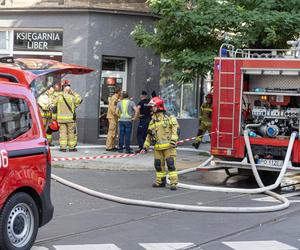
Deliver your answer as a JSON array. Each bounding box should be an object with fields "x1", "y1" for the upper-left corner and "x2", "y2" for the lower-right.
[{"x1": 119, "y1": 121, "x2": 132, "y2": 151}]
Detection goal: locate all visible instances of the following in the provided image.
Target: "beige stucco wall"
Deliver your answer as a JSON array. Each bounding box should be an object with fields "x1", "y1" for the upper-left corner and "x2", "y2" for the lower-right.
[{"x1": 0, "y1": 0, "x2": 149, "y2": 13}]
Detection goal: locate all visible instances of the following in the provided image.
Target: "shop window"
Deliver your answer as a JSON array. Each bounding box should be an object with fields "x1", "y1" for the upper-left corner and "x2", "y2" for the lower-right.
[
  {"x1": 99, "y1": 57, "x2": 127, "y2": 137},
  {"x1": 0, "y1": 96, "x2": 32, "y2": 142},
  {"x1": 0, "y1": 31, "x2": 10, "y2": 53},
  {"x1": 160, "y1": 61, "x2": 198, "y2": 118}
]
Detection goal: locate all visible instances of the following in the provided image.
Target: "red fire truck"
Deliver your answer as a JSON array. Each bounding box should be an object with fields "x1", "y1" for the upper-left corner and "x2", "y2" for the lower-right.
[
  {"x1": 0, "y1": 57, "x2": 93, "y2": 250},
  {"x1": 211, "y1": 44, "x2": 300, "y2": 177}
]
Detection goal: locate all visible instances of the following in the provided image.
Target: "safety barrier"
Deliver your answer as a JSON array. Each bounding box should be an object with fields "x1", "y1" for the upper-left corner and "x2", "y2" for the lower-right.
[
  {"x1": 52, "y1": 153, "x2": 138, "y2": 162},
  {"x1": 52, "y1": 132, "x2": 217, "y2": 162}
]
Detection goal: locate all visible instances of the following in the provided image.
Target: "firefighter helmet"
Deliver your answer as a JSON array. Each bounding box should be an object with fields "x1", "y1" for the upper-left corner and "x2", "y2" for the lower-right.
[
  {"x1": 62, "y1": 80, "x2": 70, "y2": 89},
  {"x1": 206, "y1": 93, "x2": 213, "y2": 99},
  {"x1": 148, "y1": 96, "x2": 166, "y2": 111},
  {"x1": 49, "y1": 120, "x2": 60, "y2": 132},
  {"x1": 62, "y1": 79, "x2": 70, "y2": 85}
]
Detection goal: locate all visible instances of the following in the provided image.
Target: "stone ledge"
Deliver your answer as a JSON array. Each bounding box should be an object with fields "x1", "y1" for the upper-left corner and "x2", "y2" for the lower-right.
[{"x1": 0, "y1": 0, "x2": 149, "y2": 13}]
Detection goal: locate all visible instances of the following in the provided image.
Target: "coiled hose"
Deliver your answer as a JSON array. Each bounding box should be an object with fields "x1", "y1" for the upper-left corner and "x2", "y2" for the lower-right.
[{"x1": 51, "y1": 131, "x2": 297, "y2": 213}]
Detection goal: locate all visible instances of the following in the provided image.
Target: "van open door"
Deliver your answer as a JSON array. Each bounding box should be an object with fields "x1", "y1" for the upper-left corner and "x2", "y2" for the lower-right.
[
  {"x1": 0, "y1": 57, "x2": 94, "y2": 97},
  {"x1": 14, "y1": 58, "x2": 94, "y2": 97}
]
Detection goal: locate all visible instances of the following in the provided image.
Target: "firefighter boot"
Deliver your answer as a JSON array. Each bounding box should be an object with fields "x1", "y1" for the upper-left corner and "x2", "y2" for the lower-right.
[
  {"x1": 152, "y1": 177, "x2": 166, "y2": 188},
  {"x1": 192, "y1": 135, "x2": 203, "y2": 149},
  {"x1": 170, "y1": 184, "x2": 177, "y2": 191},
  {"x1": 193, "y1": 130, "x2": 203, "y2": 149}
]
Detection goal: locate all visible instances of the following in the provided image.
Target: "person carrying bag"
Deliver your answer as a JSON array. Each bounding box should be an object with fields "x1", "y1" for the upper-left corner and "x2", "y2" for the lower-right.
[{"x1": 54, "y1": 80, "x2": 82, "y2": 152}]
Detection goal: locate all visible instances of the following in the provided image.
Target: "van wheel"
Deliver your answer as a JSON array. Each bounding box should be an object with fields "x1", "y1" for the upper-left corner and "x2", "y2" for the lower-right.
[{"x1": 0, "y1": 192, "x2": 39, "y2": 250}]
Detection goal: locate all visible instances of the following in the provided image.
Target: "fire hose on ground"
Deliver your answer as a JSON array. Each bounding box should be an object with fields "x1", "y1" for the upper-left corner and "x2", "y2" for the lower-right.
[{"x1": 51, "y1": 131, "x2": 297, "y2": 213}]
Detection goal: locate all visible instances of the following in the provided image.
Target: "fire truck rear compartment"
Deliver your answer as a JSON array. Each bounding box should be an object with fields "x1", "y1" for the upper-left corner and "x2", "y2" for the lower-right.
[{"x1": 242, "y1": 74, "x2": 300, "y2": 139}]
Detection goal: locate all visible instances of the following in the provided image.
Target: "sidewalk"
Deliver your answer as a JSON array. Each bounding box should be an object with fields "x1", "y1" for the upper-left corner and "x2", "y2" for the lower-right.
[{"x1": 50, "y1": 143, "x2": 211, "y2": 171}]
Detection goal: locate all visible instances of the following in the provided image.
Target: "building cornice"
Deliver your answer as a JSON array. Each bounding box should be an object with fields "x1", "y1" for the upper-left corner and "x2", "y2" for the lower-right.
[
  {"x1": 0, "y1": 0, "x2": 153, "y2": 15},
  {"x1": 0, "y1": 7, "x2": 159, "y2": 18}
]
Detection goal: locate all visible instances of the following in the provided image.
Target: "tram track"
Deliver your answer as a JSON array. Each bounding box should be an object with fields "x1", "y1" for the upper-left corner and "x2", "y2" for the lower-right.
[
  {"x1": 35, "y1": 181, "x2": 251, "y2": 245},
  {"x1": 35, "y1": 167, "x2": 300, "y2": 247},
  {"x1": 36, "y1": 196, "x2": 300, "y2": 247},
  {"x1": 187, "y1": 204, "x2": 300, "y2": 249}
]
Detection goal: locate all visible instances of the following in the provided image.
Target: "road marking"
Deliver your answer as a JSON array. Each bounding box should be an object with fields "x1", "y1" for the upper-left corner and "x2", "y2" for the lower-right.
[
  {"x1": 54, "y1": 245, "x2": 122, "y2": 250},
  {"x1": 139, "y1": 243, "x2": 195, "y2": 250},
  {"x1": 252, "y1": 191, "x2": 300, "y2": 203},
  {"x1": 33, "y1": 243, "x2": 196, "y2": 250},
  {"x1": 223, "y1": 240, "x2": 298, "y2": 250},
  {"x1": 32, "y1": 245, "x2": 122, "y2": 250}
]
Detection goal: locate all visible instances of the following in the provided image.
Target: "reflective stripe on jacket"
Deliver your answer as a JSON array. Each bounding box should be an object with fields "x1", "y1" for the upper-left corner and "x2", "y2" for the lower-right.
[{"x1": 40, "y1": 110, "x2": 52, "y2": 118}]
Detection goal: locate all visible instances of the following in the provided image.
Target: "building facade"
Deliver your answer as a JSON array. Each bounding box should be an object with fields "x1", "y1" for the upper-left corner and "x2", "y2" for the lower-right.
[
  {"x1": 0, "y1": 0, "x2": 163, "y2": 144},
  {"x1": 0, "y1": 0, "x2": 200, "y2": 144}
]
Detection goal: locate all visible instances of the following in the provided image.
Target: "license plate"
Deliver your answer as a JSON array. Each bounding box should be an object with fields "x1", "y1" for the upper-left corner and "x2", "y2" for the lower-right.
[{"x1": 258, "y1": 159, "x2": 283, "y2": 167}]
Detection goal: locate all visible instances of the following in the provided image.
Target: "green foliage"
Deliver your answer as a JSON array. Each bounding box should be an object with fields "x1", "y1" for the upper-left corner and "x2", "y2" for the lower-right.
[
  {"x1": 233, "y1": 0, "x2": 300, "y2": 48},
  {"x1": 131, "y1": 0, "x2": 300, "y2": 82}
]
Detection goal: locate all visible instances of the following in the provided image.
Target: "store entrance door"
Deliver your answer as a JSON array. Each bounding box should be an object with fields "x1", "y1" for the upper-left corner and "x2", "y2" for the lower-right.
[{"x1": 99, "y1": 57, "x2": 127, "y2": 137}]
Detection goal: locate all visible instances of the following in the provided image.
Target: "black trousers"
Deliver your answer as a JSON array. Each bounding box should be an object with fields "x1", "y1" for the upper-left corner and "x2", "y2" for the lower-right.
[{"x1": 137, "y1": 118, "x2": 150, "y2": 149}]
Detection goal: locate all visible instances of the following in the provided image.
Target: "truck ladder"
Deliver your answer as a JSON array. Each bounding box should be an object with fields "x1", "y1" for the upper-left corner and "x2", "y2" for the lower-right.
[{"x1": 217, "y1": 44, "x2": 237, "y2": 152}]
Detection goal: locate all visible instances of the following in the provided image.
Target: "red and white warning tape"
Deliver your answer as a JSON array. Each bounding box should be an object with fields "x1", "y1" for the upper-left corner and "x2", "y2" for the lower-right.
[
  {"x1": 52, "y1": 153, "x2": 138, "y2": 162},
  {"x1": 177, "y1": 137, "x2": 196, "y2": 144},
  {"x1": 52, "y1": 131, "x2": 217, "y2": 162}
]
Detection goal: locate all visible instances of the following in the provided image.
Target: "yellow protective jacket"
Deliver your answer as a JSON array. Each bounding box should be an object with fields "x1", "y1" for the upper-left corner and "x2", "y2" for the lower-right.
[
  {"x1": 200, "y1": 103, "x2": 212, "y2": 126},
  {"x1": 37, "y1": 92, "x2": 52, "y2": 118},
  {"x1": 106, "y1": 93, "x2": 119, "y2": 119},
  {"x1": 50, "y1": 91, "x2": 62, "y2": 120},
  {"x1": 55, "y1": 91, "x2": 82, "y2": 123},
  {"x1": 51, "y1": 91, "x2": 62, "y2": 104},
  {"x1": 144, "y1": 112, "x2": 179, "y2": 150}
]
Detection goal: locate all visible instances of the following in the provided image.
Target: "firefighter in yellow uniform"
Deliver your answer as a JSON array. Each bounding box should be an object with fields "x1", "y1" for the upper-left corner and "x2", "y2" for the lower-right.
[
  {"x1": 192, "y1": 93, "x2": 212, "y2": 149},
  {"x1": 50, "y1": 82, "x2": 63, "y2": 146},
  {"x1": 105, "y1": 88, "x2": 121, "y2": 151},
  {"x1": 50, "y1": 83, "x2": 63, "y2": 121},
  {"x1": 143, "y1": 96, "x2": 180, "y2": 190},
  {"x1": 54, "y1": 81, "x2": 82, "y2": 152},
  {"x1": 37, "y1": 88, "x2": 54, "y2": 145}
]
